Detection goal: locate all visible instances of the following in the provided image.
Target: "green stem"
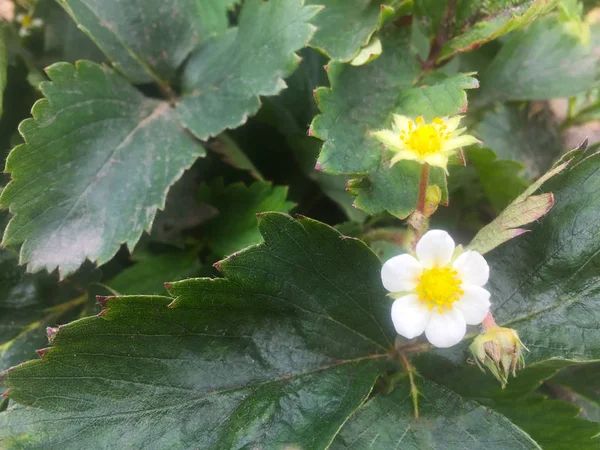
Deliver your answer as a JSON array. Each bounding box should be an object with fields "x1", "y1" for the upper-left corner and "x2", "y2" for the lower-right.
[{"x1": 401, "y1": 353, "x2": 420, "y2": 419}]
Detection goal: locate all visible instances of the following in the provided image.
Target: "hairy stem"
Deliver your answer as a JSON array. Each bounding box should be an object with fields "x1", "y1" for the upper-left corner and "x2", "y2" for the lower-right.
[
  {"x1": 416, "y1": 163, "x2": 430, "y2": 214},
  {"x1": 401, "y1": 353, "x2": 420, "y2": 419}
]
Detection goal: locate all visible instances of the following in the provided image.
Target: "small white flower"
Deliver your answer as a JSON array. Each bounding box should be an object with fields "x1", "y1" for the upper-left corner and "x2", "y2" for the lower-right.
[{"x1": 381, "y1": 230, "x2": 491, "y2": 348}]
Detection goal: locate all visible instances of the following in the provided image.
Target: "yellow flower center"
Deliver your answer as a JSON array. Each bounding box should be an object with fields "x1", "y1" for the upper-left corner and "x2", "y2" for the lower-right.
[
  {"x1": 400, "y1": 117, "x2": 451, "y2": 156},
  {"x1": 21, "y1": 14, "x2": 32, "y2": 28},
  {"x1": 415, "y1": 267, "x2": 463, "y2": 313}
]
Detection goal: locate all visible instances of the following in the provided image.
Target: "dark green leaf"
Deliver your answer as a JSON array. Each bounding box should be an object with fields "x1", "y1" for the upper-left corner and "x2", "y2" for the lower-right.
[
  {"x1": 331, "y1": 376, "x2": 539, "y2": 449},
  {"x1": 0, "y1": 25, "x2": 7, "y2": 120},
  {"x1": 478, "y1": 15, "x2": 600, "y2": 103},
  {"x1": 438, "y1": 0, "x2": 559, "y2": 62},
  {"x1": 550, "y1": 363, "x2": 600, "y2": 422},
  {"x1": 177, "y1": 0, "x2": 320, "y2": 140},
  {"x1": 38, "y1": 0, "x2": 106, "y2": 64},
  {"x1": 57, "y1": 0, "x2": 211, "y2": 83},
  {"x1": 194, "y1": 0, "x2": 239, "y2": 39},
  {"x1": 208, "y1": 134, "x2": 264, "y2": 181},
  {"x1": 474, "y1": 103, "x2": 563, "y2": 179},
  {"x1": 107, "y1": 252, "x2": 201, "y2": 295},
  {"x1": 198, "y1": 179, "x2": 295, "y2": 257},
  {"x1": 307, "y1": 0, "x2": 389, "y2": 61},
  {"x1": 414, "y1": 355, "x2": 600, "y2": 449},
  {"x1": 465, "y1": 147, "x2": 528, "y2": 212},
  {"x1": 348, "y1": 160, "x2": 448, "y2": 218},
  {"x1": 0, "y1": 61, "x2": 206, "y2": 276},
  {"x1": 0, "y1": 213, "x2": 392, "y2": 448}
]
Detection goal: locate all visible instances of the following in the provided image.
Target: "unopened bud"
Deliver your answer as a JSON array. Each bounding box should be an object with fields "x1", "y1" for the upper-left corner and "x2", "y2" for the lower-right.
[
  {"x1": 469, "y1": 326, "x2": 528, "y2": 388},
  {"x1": 423, "y1": 185, "x2": 442, "y2": 217}
]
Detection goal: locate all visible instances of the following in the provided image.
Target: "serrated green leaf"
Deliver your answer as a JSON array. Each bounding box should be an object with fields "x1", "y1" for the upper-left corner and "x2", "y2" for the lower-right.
[
  {"x1": 176, "y1": 0, "x2": 320, "y2": 140},
  {"x1": 38, "y1": 0, "x2": 106, "y2": 64},
  {"x1": 331, "y1": 376, "x2": 539, "y2": 449},
  {"x1": 194, "y1": 0, "x2": 239, "y2": 38},
  {"x1": 414, "y1": 355, "x2": 600, "y2": 449},
  {"x1": 310, "y1": 25, "x2": 477, "y2": 217},
  {"x1": 0, "y1": 213, "x2": 393, "y2": 448},
  {"x1": 478, "y1": 15, "x2": 600, "y2": 103},
  {"x1": 107, "y1": 252, "x2": 201, "y2": 295},
  {"x1": 57, "y1": 0, "x2": 213, "y2": 84},
  {"x1": 483, "y1": 152, "x2": 600, "y2": 363},
  {"x1": 0, "y1": 61, "x2": 206, "y2": 276},
  {"x1": 0, "y1": 213, "x2": 97, "y2": 376},
  {"x1": 438, "y1": 0, "x2": 559, "y2": 62},
  {"x1": 475, "y1": 103, "x2": 563, "y2": 179},
  {"x1": 198, "y1": 179, "x2": 295, "y2": 256},
  {"x1": 307, "y1": 0, "x2": 389, "y2": 62}
]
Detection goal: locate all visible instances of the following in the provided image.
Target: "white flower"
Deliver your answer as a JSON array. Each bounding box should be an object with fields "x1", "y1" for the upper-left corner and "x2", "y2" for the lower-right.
[{"x1": 381, "y1": 230, "x2": 491, "y2": 348}]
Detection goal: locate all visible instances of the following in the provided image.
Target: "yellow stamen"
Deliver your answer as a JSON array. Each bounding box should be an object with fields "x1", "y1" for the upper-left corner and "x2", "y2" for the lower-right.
[{"x1": 415, "y1": 267, "x2": 463, "y2": 313}]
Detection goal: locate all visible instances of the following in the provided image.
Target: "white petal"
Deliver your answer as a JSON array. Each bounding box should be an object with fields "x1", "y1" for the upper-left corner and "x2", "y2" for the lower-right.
[
  {"x1": 444, "y1": 134, "x2": 480, "y2": 151},
  {"x1": 455, "y1": 286, "x2": 491, "y2": 325},
  {"x1": 423, "y1": 153, "x2": 449, "y2": 172},
  {"x1": 392, "y1": 114, "x2": 412, "y2": 132},
  {"x1": 381, "y1": 254, "x2": 422, "y2": 293},
  {"x1": 390, "y1": 150, "x2": 422, "y2": 166},
  {"x1": 391, "y1": 294, "x2": 431, "y2": 339},
  {"x1": 453, "y1": 250, "x2": 489, "y2": 286},
  {"x1": 416, "y1": 229, "x2": 455, "y2": 269},
  {"x1": 425, "y1": 308, "x2": 466, "y2": 348},
  {"x1": 372, "y1": 130, "x2": 405, "y2": 152},
  {"x1": 443, "y1": 116, "x2": 462, "y2": 133}
]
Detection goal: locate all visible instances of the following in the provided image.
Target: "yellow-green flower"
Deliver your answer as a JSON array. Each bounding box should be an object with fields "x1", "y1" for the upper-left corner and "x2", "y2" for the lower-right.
[{"x1": 371, "y1": 115, "x2": 480, "y2": 172}]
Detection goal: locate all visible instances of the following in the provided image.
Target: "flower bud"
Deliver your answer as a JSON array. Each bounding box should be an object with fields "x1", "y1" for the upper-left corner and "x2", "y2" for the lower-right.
[{"x1": 469, "y1": 326, "x2": 527, "y2": 388}]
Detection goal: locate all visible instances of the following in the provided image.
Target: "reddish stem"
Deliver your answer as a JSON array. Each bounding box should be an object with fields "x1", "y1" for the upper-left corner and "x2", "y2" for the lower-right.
[{"x1": 416, "y1": 163, "x2": 430, "y2": 214}]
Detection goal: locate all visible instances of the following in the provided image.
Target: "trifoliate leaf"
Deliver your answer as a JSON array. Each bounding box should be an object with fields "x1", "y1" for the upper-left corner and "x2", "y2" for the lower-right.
[
  {"x1": 310, "y1": 25, "x2": 477, "y2": 217},
  {"x1": 177, "y1": 0, "x2": 320, "y2": 140},
  {"x1": 483, "y1": 151, "x2": 600, "y2": 363},
  {"x1": 478, "y1": 15, "x2": 600, "y2": 103},
  {"x1": 0, "y1": 214, "x2": 392, "y2": 448},
  {"x1": 198, "y1": 179, "x2": 295, "y2": 257},
  {"x1": 474, "y1": 103, "x2": 563, "y2": 179},
  {"x1": 307, "y1": 0, "x2": 390, "y2": 62},
  {"x1": 0, "y1": 61, "x2": 206, "y2": 276},
  {"x1": 330, "y1": 376, "x2": 539, "y2": 449},
  {"x1": 57, "y1": 0, "x2": 214, "y2": 84},
  {"x1": 438, "y1": 0, "x2": 559, "y2": 62}
]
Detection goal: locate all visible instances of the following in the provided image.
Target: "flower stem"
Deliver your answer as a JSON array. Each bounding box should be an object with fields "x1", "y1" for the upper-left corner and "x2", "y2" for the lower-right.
[
  {"x1": 482, "y1": 311, "x2": 497, "y2": 331},
  {"x1": 400, "y1": 353, "x2": 420, "y2": 419},
  {"x1": 416, "y1": 163, "x2": 430, "y2": 215}
]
